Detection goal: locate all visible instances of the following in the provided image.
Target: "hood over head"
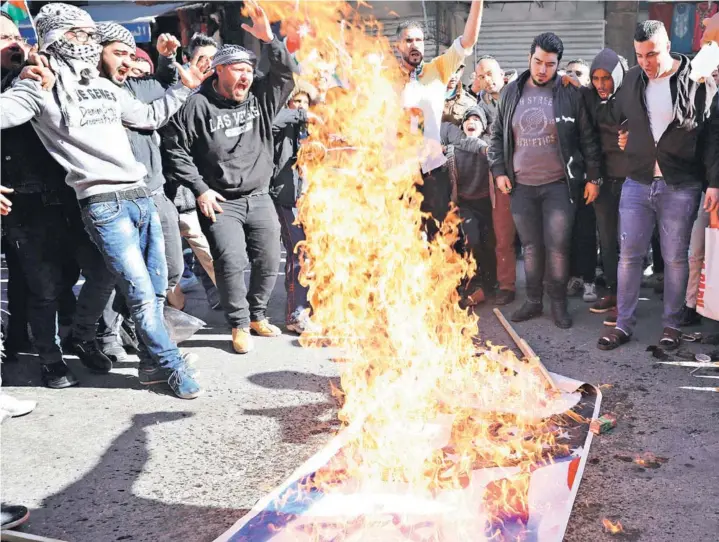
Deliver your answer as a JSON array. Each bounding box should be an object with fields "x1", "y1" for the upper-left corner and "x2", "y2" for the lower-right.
[{"x1": 590, "y1": 48, "x2": 625, "y2": 97}]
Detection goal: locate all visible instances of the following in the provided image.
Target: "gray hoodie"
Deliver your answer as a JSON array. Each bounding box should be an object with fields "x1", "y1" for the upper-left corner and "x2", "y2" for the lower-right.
[{"x1": 0, "y1": 76, "x2": 189, "y2": 199}]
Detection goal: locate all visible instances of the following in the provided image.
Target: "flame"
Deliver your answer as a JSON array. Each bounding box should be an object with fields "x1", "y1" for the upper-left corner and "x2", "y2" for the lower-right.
[
  {"x1": 261, "y1": 0, "x2": 573, "y2": 534},
  {"x1": 633, "y1": 452, "x2": 668, "y2": 469},
  {"x1": 602, "y1": 518, "x2": 625, "y2": 534}
]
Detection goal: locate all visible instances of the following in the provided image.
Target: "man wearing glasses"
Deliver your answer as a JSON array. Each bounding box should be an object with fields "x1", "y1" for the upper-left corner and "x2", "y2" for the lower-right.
[{"x1": 1, "y1": 3, "x2": 203, "y2": 399}]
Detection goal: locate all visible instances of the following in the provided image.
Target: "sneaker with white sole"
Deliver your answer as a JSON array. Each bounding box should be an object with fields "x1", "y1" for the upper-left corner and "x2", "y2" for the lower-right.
[{"x1": 583, "y1": 282, "x2": 598, "y2": 303}]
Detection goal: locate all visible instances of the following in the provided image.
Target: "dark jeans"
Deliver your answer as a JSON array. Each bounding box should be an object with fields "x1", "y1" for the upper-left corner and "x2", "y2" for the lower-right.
[
  {"x1": 199, "y1": 193, "x2": 281, "y2": 329},
  {"x1": 570, "y1": 185, "x2": 597, "y2": 283},
  {"x1": 419, "y1": 166, "x2": 452, "y2": 240},
  {"x1": 511, "y1": 181, "x2": 574, "y2": 302},
  {"x1": 458, "y1": 197, "x2": 496, "y2": 292},
  {"x1": 3, "y1": 239, "x2": 30, "y2": 351},
  {"x1": 4, "y1": 194, "x2": 115, "y2": 364},
  {"x1": 152, "y1": 192, "x2": 184, "y2": 291},
  {"x1": 594, "y1": 178, "x2": 623, "y2": 292},
  {"x1": 616, "y1": 178, "x2": 701, "y2": 335},
  {"x1": 275, "y1": 204, "x2": 309, "y2": 322},
  {"x1": 81, "y1": 193, "x2": 183, "y2": 370},
  {"x1": 96, "y1": 192, "x2": 182, "y2": 346}
]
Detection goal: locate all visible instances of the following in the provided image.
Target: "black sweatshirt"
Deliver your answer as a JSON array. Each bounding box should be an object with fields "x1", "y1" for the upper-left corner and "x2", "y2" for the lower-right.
[
  {"x1": 161, "y1": 36, "x2": 295, "y2": 199},
  {"x1": 580, "y1": 48, "x2": 628, "y2": 181}
]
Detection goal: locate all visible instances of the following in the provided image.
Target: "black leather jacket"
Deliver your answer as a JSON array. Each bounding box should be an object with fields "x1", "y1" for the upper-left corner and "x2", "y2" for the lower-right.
[
  {"x1": 613, "y1": 54, "x2": 717, "y2": 187},
  {"x1": 487, "y1": 70, "x2": 602, "y2": 197}
]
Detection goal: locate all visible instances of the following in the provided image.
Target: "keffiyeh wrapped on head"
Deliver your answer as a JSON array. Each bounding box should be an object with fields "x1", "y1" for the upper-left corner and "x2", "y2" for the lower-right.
[
  {"x1": 35, "y1": 3, "x2": 102, "y2": 128},
  {"x1": 211, "y1": 44, "x2": 257, "y2": 69},
  {"x1": 98, "y1": 22, "x2": 136, "y2": 51}
]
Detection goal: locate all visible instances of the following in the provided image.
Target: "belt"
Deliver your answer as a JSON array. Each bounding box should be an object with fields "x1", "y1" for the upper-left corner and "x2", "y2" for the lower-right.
[{"x1": 79, "y1": 187, "x2": 149, "y2": 208}]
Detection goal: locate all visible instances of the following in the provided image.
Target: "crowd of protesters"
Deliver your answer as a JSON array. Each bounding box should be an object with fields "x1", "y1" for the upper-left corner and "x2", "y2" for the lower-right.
[
  {"x1": 0, "y1": 0, "x2": 718, "y2": 529},
  {"x1": 0, "y1": 0, "x2": 716, "y2": 382}
]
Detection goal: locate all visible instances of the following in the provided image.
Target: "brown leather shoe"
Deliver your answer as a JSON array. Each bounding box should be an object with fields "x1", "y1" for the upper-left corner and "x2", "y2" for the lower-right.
[{"x1": 232, "y1": 328, "x2": 254, "y2": 354}]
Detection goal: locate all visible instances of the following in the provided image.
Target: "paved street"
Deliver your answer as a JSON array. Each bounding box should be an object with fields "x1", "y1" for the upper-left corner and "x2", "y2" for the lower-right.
[{"x1": 2, "y1": 262, "x2": 718, "y2": 542}]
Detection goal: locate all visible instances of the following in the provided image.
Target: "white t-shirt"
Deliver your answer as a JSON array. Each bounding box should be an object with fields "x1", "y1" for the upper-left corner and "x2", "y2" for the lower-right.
[
  {"x1": 645, "y1": 75, "x2": 673, "y2": 177},
  {"x1": 401, "y1": 37, "x2": 472, "y2": 174}
]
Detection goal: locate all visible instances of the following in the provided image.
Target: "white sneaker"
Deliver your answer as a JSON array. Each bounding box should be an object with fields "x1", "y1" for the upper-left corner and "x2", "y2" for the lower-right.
[
  {"x1": 0, "y1": 393, "x2": 36, "y2": 418},
  {"x1": 567, "y1": 277, "x2": 584, "y2": 296},
  {"x1": 583, "y1": 282, "x2": 598, "y2": 303}
]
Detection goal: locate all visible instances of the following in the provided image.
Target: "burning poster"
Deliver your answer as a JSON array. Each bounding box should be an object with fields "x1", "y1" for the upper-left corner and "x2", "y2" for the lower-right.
[
  {"x1": 218, "y1": 2, "x2": 602, "y2": 540},
  {"x1": 217, "y1": 374, "x2": 600, "y2": 542}
]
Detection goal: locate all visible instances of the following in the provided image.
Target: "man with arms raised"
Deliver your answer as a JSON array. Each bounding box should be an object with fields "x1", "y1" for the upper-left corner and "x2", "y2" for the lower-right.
[
  {"x1": 162, "y1": 0, "x2": 296, "y2": 355},
  {"x1": 396, "y1": 0, "x2": 484, "y2": 238}
]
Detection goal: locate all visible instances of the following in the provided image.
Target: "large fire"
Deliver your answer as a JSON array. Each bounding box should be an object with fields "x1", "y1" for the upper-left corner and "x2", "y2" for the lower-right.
[{"x1": 259, "y1": 0, "x2": 577, "y2": 536}]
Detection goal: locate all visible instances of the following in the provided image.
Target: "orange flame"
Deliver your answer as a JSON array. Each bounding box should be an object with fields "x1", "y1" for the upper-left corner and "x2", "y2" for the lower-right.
[
  {"x1": 261, "y1": 0, "x2": 571, "y2": 532},
  {"x1": 602, "y1": 518, "x2": 625, "y2": 534}
]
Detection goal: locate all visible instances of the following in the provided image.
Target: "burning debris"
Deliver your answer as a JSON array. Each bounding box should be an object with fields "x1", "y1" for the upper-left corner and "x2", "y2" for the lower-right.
[
  {"x1": 633, "y1": 453, "x2": 668, "y2": 469},
  {"x1": 602, "y1": 518, "x2": 625, "y2": 535}
]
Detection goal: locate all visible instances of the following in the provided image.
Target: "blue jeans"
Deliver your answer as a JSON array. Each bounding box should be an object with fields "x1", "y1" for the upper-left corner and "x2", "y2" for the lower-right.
[
  {"x1": 616, "y1": 178, "x2": 701, "y2": 335},
  {"x1": 511, "y1": 181, "x2": 575, "y2": 302},
  {"x1": 81, "y1": 194, "x2": 183, "y2": 370}
]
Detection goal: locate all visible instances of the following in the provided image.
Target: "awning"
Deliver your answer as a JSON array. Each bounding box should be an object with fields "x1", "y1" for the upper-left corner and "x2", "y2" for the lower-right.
[
  {"x1": 85, "y1": 1, "x2": 189, "y2": 43},
  {"x1": 19, "y1": 1, "x2": 192, "y2": 44}
]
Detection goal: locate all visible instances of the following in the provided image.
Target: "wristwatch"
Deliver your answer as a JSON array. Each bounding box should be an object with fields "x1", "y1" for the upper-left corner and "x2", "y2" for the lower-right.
[{"x1": 589, "y1": 177, "x2": 604, "y2": 187}]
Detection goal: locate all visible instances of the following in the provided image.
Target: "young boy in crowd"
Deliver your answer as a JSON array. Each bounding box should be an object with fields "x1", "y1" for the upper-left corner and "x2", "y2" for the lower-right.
[{"x1": 441, "y1": 106, "x2": 494, "y2": 306}]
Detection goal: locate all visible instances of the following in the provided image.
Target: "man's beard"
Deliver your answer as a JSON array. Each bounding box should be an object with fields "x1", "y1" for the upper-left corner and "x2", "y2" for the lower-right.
[
  {"x1": 403, "y1": 50, "x2": 423, "y2": 68},
  {"x1": 101, "y1": 62, "x2": 126, "y2": 86}
]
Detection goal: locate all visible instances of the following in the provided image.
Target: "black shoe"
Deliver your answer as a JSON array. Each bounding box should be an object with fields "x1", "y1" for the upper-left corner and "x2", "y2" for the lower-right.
[
  {"x1": 41, "y1": 362, "x2": 79, "y2": 389},
  {"x1": 100, "y1": 341, "x2": 129, "y2": 363},
  {"x1": 494, "y1": 289, "x2": 516, "y2": 306},
  {"x1": 551, "y1": 300, "x2": 573, "y2": 329},
  {"x1": 119, "y1": 320, "x2": 139, "y2": 352},
  {"x1": 511, "y1": 301, "x2": 543, "y2": 322},
  {"x1": 1, "y1": 504, "x2": 29, "y2": 529},
  {"x1": 68, "y1": 338, "x2": 112, "y2": 373},
  {"x1": 679, "y1": 305, "x2": 703, "y2": 327}
]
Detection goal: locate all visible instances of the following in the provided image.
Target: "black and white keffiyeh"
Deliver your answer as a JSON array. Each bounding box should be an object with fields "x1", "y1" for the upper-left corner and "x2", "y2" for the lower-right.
[
  {"x1": 98, "y1": 22, "x2": 136, "y2": 51},
  {"x1": 211, "y1": 45, "x2": 257, "y2": 69},
  {"x1": 35, "y1": 3, "x2": 102, "y2": 128}
]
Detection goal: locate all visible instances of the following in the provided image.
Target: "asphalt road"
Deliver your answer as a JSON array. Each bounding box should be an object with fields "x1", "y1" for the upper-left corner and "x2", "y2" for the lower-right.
[{"x1": 2, "y1": 262, "x2": 718, "y2": 542}]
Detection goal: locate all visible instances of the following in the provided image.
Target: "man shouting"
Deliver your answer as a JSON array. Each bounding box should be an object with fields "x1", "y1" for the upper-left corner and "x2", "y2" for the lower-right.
[{"x1": 162, "y1": 0, "x2": 295, "y2": 355}]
